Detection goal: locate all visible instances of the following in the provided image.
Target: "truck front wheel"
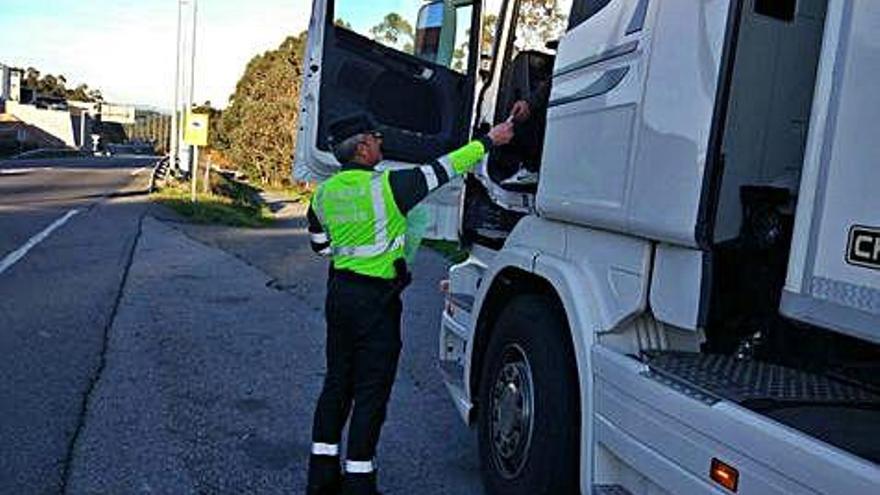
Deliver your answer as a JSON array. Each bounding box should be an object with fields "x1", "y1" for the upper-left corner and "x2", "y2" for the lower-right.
[{"x1": 477, "y1": 294, "x2": 581, "y2": 495}]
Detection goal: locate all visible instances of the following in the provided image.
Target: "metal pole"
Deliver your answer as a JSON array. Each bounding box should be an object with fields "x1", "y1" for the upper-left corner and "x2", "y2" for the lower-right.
[
  {"x1": 177, "y1": 1, "x2": 190, "y2": 174},
  {"x1": 80, "y1": 111, "x2": 86, "y2": 150},
  {"x1": 191, "y1": 145, "x2": 199, "y2": 202},
  {"x1": 170, "y1": 0, "x2": 182, "y2": 172},
  {"x1": 189, "y1": 0, "x2": 198, "y2": 108},
  {"x1": 183, "y1": 0, "x2": 198, "y2": 180},
  {"x1": 203, "y1": 148, "x2": 211, "y2": 194}
]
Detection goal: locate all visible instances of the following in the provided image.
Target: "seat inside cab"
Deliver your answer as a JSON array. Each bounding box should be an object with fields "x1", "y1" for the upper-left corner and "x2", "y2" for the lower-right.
[
  {"x1": 486, "y1": 49, "x2": 554, "y2": 188},
  {"x1": 462, "y1": 0, "x2": 572, "y2": 248}
]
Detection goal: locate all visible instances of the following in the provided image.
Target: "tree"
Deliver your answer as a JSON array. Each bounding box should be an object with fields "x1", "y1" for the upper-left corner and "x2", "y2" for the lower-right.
[
  {"x1": 369, "y1": 13, "x2": 414, "y2": 52},
  {"x1": 68, "y1": 83, "x2": 93, "y2": 101},
  {"x1": 515, "y1": 0, "x2": 567, "y2": 51},
  {"x1": 19, "y1": 66, "x2": 104, "y2": 102},
  {"x1": 482, "y1": 14, "x2": 499, "y2": 55},
  {"x1": 220, "y1": 32, "x2": 308, "y2": 186},
  {"x1": 24, "y1": 68, "x2": 40, "y2": 89},
  {"x1": 452, "y1": 42, "x2": 467, "y2": 72},
  {"x1": 87, "y1": 89, "x2": 103, "y2": 102}
]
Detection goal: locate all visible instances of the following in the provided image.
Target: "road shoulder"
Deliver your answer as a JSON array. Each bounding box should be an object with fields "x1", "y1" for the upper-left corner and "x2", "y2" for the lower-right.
[{"x1": 66, "y1": 216, "x2": 324, "y2": 493}]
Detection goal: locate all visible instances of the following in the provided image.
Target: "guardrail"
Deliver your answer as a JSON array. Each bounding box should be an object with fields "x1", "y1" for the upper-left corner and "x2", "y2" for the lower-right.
[{"x1": 149, "y1": 157, "x2": 170, "y2": 193}]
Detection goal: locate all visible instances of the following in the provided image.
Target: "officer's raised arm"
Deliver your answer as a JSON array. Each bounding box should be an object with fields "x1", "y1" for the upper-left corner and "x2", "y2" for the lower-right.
[{"x1": 387, "y1": 122, "x2": 514, "y2": 214}]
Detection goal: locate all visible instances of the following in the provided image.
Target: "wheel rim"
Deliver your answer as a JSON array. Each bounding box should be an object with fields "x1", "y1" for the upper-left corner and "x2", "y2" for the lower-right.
[{"x1": 488, "y1": 343, "x2": 535, "y2": 479}]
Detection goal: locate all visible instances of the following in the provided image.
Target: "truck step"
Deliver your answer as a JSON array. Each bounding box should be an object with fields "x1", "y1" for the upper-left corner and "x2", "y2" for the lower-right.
[
  {"x1": 644, "y1": 352, "x2": 880, "y2": 407},
  {"x1": 592, "y1": 485, "x2": 633, "y2": 495},
  {"x1": 448, "y1": 292, "x2": 475, "y2": 313}
]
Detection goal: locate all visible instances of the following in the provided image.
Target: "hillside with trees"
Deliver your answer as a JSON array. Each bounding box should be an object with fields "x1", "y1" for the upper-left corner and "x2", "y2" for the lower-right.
[{"x1": 204, "y1": 33, "x2": 306, "y2": 187}]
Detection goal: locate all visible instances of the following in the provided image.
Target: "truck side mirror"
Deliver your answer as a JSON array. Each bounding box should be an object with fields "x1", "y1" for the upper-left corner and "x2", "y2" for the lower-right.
[{"x1": 414, "y1": 1, "x2": 456, "y2": 66}]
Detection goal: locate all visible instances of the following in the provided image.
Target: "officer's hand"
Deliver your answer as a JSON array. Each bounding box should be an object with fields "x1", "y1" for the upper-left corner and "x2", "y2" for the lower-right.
[
  {"x1": 487, "y1": 121, "x2": 514, "y2": 146},
  {"x1": 510, "y1": 100, "x2": 532, "y2": 122}
]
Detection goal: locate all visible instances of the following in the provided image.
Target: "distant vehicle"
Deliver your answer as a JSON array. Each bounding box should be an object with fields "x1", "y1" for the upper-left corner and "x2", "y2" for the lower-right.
[{"x1": 105, "y1": 143, "x2": 155, "y2": 156}]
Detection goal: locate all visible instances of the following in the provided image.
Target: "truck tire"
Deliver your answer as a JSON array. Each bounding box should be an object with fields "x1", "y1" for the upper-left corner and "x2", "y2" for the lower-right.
[{"x1": 477, "y1": 294, "x2": 581, "y2": 495}]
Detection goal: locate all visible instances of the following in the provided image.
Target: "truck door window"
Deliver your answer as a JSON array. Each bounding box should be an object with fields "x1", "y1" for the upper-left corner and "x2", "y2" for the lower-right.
[
  {"x1": 451, "y1": 5, "x2": 476, "y2": 73},
  {"x1": 480, "y1": 0, "x2": 504, "y2": 64},
  {"x1": 333, "y1": 1, "x2": 476, "y2": 74},
  {"x1": 567, "y1": 0, "x2": 611, "y2": 30}
]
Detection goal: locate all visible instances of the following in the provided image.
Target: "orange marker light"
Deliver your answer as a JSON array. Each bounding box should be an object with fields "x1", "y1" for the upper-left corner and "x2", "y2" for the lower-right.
[{"x1": 710, "y1": 458, "x2": 739, "y2": 492}]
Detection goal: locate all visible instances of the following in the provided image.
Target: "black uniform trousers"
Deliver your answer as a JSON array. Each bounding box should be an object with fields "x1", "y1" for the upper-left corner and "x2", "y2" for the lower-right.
[{"x1": 311, "y1": 268, "x2": 403, "y2": 462}]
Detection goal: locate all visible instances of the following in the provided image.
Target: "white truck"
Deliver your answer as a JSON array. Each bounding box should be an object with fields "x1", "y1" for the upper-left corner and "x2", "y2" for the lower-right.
[{"x1": 295, "y1": 0, "x2": 879, "y2": 493}]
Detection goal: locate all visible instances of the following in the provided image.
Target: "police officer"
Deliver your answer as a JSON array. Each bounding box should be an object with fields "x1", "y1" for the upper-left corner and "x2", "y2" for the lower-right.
[{"x1": 306, "y1": 114, "x2": 514, "y2": 495}]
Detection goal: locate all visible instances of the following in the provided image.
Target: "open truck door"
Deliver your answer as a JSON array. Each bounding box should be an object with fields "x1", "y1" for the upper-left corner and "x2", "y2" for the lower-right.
[
  {"x1": 781, "y1": 1, "x2": 880, "y2": 344},
  {"x1": 294, "y1": 0, "x2": 481, "y2": 240}
]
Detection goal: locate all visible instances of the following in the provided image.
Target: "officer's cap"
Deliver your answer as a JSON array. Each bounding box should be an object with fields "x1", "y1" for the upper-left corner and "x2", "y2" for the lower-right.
[{"x1": 327, "y1": 113, "x2": 378, "y2": 147}]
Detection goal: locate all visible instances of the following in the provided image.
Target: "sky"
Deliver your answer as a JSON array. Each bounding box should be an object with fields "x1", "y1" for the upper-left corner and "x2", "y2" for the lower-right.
[
  {"x1": 0, "y1": 1, "x2": 506, "y2": 110},
  {"x1": 0, "y1": 0, "x2": 313, "y2": 109}
]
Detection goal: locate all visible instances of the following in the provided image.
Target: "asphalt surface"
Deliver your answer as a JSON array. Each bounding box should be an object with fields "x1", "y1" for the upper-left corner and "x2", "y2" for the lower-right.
[
  {"x1": 1, "y1": 157, "x2": 484, "y2": 494},
  {"x1": 0, "y1": 156, "x2": 158, "y2": 494},
  {"x1": 155, "y1": 215, "x2": 486, "y2": 494}
]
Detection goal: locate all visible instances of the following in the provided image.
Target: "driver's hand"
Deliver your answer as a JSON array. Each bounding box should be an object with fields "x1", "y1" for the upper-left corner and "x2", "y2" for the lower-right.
[
  {"x1": 510, "y1": 100, "x2": 532, "y2": 123},
  {"x1": 487, "y1": 121, "x2": 515, "y2": 146}
]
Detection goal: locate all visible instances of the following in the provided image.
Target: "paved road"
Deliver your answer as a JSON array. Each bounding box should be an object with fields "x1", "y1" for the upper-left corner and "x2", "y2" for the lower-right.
[
  {"x1": 0, "y1": 156, "x2": 157, "y2": 494},
  {"x1": 1, "y1": 158, "x2": 484, "y2": 494},
  {"x1": 157, "y1": 215, "x2": 486, "y2": 494}
]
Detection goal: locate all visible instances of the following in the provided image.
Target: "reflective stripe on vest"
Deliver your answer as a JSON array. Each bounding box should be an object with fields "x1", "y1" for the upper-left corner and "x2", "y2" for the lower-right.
[
  {"x1": 326, "y1": 174, "x2": 402, "y2": 258},
  {"x1": 313, "y1": 169, "x2": 407, "y2": 279},
  {"x1": 369, "y1": 174, "x2": 387, "y2": 249},
  {"x1": 331, "y1": 234, "x2": 405, "y2": 257}
]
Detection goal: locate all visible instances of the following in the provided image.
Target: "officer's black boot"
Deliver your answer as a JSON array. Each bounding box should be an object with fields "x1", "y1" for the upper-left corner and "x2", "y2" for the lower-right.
[
  {"x1": 341, "y1": 472, "x2": 381, "y2": 495},
  {"x1": 306, "y1": 455, "x2": 341, "y2": 495}
]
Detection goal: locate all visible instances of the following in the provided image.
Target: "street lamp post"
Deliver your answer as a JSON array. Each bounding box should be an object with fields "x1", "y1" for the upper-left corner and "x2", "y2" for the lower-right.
[
  {"x1": 172, "y1": 0, "x2": 198, "y2": 178},
  {"x1": 170, "y1": 0, "x2": 183, "y2": 172},
  {"x1": 188, "y1": 0, "x2": 199, "y2": 202}
]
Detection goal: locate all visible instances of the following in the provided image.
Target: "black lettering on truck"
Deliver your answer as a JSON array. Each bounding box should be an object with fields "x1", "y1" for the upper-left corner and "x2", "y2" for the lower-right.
[{"x1": 847, "y1": 225, "x2": 880, "y2": 270}]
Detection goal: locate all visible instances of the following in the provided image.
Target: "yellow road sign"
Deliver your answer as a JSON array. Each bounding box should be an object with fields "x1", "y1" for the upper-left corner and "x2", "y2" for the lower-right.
[{"x1": 183, "y1": 112, "x2": 209, "y2": 146}]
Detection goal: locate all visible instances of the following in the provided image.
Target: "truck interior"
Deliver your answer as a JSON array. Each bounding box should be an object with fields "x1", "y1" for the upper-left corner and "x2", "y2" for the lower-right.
[
  {"x1": 462, "y1": 1, "x2": 563, "y2": 249},
  {"x1": 461, "y1": 54, "x2": 549, "y2": 247},
  {"x1": 646, "y1": 0, "x2": 880, "y2": 465}
]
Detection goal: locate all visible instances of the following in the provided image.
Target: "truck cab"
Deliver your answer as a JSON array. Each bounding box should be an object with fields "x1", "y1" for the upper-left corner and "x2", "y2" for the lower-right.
[{"x1": 295, "y1": 1, "x2": 880, "y2": 494}]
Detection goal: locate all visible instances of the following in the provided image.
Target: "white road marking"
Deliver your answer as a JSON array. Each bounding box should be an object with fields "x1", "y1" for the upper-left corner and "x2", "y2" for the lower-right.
[
  {"x1": 0, "y1": 209, "x2": 80, "y2": 275},
  {"x1": 131, "y1": 167, "x2": 148, "y2": 176},
  {"x1": 0, "y1": 167, "x2": 51, "y2": 175}
]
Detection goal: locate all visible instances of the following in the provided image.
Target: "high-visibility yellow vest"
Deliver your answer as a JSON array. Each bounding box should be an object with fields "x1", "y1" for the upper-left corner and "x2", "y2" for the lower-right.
[
  {"x1": 312, "y1": 169, "x2": 406, "y2": 279},
  {"x1": 312, "y1": 140, "x2": 489, "y2": 279}
]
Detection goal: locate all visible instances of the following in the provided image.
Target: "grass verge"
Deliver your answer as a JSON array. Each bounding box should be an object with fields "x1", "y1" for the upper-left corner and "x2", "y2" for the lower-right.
[
  {"x1": 152, "y1": 174, "x2": 275, "y2": 227},
  {"x1": 261, "y1": 183, "x2": 312, "y2": 203}
]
